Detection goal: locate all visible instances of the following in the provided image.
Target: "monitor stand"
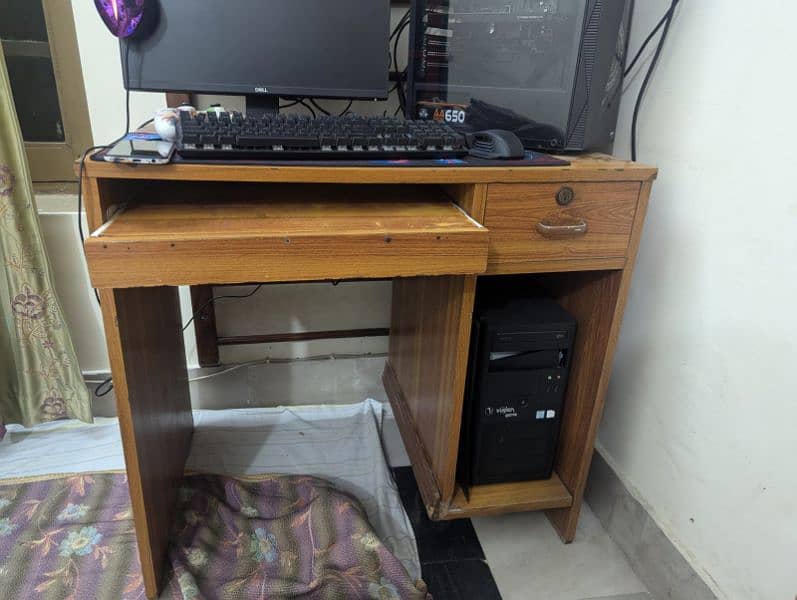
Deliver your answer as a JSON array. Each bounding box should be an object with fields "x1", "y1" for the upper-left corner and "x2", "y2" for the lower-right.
[{"x1": 245, "y1": 94, "x2": 280, "y2": 118}]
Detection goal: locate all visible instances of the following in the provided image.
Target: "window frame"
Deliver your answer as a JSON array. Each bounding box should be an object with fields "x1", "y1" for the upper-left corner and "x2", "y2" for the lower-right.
[{"x1": 2, "y1": 0, "x2": 93, "y2": 182}]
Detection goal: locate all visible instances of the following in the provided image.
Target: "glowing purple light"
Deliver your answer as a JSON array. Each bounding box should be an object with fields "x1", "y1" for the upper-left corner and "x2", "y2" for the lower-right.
[{"x1": 94, "y1": 0, "x2": 146, "y2": 38}]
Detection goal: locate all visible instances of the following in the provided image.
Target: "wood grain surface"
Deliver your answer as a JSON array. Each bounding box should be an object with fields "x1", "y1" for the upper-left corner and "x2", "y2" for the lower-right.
[
  {"x1": 445, "y1": 183, "x2": 489, "y2": 222},
  {"x1": 444, "y1": 474, "x2": 573, "y2": 519},
  {"x1": 383, "y1": 362, "x2": 444, "y2": 518},
  {"x1": 85, "y1": 188, "x2": 489, "y2": 287},
  {"x1": 534, "y1": 270, "x2": 623, "y2": 542},
  {"x1": 98, "y1": 287, "x2": 192, "y2": 598},
  {"x1": 546, "y1": 179, "x2": 654, "y2": 542},
  {"x1": 484, "y1": 181, "x2": 640, "y2": 271},
  {"x1": 386, "y1": 275, "x2": 477, "y2": 506},
  {"x1": 81, "y1": 153, "x2": 657, "y2": 184}
]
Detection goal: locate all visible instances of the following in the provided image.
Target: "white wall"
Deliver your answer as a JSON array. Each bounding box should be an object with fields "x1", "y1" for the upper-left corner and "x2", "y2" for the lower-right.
[
  {"x1": 600, "y1": 2, "x2": 797, "y2": 599},
  {"x1": 69, "y1": 2, "x2": 165, "y2": 145}
]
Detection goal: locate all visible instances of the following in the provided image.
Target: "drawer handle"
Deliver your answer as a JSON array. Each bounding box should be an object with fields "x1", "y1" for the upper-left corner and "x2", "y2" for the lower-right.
[{"x1": 536, "y1": 218, "x2": 588, "y2": 239}]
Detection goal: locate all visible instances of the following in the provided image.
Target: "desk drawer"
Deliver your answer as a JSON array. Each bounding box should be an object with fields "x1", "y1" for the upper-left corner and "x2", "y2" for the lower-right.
[{"x1": 484, "y1": 181, "x2": 640, "y2": 272}]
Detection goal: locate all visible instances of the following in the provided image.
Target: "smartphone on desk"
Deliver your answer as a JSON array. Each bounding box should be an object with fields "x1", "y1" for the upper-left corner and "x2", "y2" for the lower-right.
[{"x1": 103, "y1": 139, "x2": 175, "y2": 164}]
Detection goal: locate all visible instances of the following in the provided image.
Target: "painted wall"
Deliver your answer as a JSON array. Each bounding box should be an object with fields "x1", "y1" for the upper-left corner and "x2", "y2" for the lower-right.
[{"x1": 600, "y1": 1, "x2": 797, "y2": 599}]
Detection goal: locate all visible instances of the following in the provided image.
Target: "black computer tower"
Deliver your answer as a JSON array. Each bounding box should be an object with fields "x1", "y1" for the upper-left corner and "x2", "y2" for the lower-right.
[
  {"x1": 459, "y1": 296, "x2": 577, "y2": 486},
  {"x1": 407, "y1": 0, "x2": 633, "y2": 152}
]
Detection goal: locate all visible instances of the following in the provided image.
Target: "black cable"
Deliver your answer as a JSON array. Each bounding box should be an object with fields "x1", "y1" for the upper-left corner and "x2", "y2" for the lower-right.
[
  {"x1": 338, "y1": 99, "x2": 353, "y2": 116},
  {"x1": 124, "y1": 42, "x2": 131, "y2": 135},
  {"x1": 182, "y1": 285, "x2": 264, "y2": 332},
  {"x1": 624, "y1": 2, "x2": 679, "y2": 77},
  {"x1": 392, "y1": 17, "x2": 411, "y2": 117},
  {"x1": 94, "y1": 377, "x2": 114, "y2": 398},
  {"x1": 390, "y1": 10, "x2": 411, "y2": 41},
  {"x1": 309, "y1": 99, "x2": 331, "y2": 116},
  {"x1": 282, "y1": 98, "x2": 317, "y2": 118},
  {"x1": 89, "y1": 258, "x2": 263, "y2": 400},
  {"x1": 630, "y1": 0, "x2": 679, "y2": 161},
  {"x1": 298, "y1": 99, "x2": 316, "y2": 118},
  {"x1": 388, "y1": 9, "x2": 411, "y2": 66},
  {"x1": 77, "y1": 145, "x2": 108, "y2": 306}
]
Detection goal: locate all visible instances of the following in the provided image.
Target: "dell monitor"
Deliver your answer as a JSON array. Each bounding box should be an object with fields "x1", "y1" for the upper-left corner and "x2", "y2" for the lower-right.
[{"x1": 121, "y1": 0, "x2": 391, "y2": 114}]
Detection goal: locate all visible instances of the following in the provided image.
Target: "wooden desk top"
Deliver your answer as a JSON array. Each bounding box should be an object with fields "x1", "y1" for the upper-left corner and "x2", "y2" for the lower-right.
[{"x1": 82, "y1": 153, "x2": 657, "y2": 184}]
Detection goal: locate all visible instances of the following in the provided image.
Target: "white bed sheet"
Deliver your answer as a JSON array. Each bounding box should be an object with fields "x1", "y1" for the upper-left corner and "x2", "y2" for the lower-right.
[{"x1": 0, "y1": 399, "x2": 420, "y2": 580}]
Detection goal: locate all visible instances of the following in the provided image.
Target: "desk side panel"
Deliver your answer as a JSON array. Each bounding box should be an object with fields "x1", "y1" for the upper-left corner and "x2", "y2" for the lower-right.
[
  {"x1": 100, "y1": 287, "x2": 192, "y2": 598},
  {"x1": 85, "y1": 176, "x2": 193, "y2": 598},
  {"x1": 386, "y1": 275, "x2": 477, "y2": 513},
  {"x1": 546, "y1": 178, "x2": 654, "y2": 541}
]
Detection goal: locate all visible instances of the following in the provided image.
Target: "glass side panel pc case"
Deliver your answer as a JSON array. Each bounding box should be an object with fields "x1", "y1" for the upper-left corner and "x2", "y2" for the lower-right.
[{"x1": 407, "y1": 0, "x2": 632, "y2": 152}]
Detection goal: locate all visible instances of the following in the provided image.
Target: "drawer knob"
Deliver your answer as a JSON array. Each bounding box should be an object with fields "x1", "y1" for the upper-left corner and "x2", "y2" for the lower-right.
[
  {"x1": 536, "y1": 217, "x2": 588, "y2": 239},
  {"x1": 556, "y1": 186, "x2": 575, "y2": 206}
]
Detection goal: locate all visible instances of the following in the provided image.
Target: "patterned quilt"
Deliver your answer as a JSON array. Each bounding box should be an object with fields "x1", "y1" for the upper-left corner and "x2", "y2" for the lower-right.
[{"x1": 0, "y1": 472, "x2": 429, "y2": 599}]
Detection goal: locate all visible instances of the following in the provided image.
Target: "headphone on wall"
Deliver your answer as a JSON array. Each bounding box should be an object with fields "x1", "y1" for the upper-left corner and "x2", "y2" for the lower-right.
[{"x1": 94, "y1": 0, "x2": 148, "y2": 38}]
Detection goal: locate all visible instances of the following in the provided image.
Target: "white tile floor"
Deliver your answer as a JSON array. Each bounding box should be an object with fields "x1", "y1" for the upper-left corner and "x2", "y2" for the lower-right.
[
  {"x1": 473, "y1": 507, "x2": 650, "y2": 600},
  {"x1": 383, "y1": 413, "x2": 651, "y2": 600}
]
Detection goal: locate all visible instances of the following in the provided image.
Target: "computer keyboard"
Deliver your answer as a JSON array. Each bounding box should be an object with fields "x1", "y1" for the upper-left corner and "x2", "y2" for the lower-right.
[{"x1": 177, "y1": 111, "x2": 469, "y2": 160}]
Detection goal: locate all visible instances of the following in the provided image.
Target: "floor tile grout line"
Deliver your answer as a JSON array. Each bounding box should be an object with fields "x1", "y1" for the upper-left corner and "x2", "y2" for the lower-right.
[{"x1": 421, "y1": 557, "x2": 491, "y2": 566}]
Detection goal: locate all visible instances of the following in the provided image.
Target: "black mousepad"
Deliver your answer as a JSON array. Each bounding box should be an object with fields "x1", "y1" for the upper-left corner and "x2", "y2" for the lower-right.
[
  {"x1": 91, "y1": 147, "x2": 569, "y2": 167},
  {"x1": 167, "y1": 150, "x2": 568, "y2": 168}
]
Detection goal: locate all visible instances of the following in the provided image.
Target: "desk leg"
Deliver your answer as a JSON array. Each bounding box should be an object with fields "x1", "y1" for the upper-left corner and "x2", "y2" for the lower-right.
[
  {"x1": 546, "y1": 180, "x2": 653, "y2": 542},
  {"x1": 385, "y1": 275, "x2": 477, "y2": 514},
  {"x1": 98, "y1": 286, "x2": 193, "y2": 599}
]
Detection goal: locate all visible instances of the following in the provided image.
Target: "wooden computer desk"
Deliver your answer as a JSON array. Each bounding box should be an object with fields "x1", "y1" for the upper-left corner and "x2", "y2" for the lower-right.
[{"x1": 80, "y1": 155, "x2": 656, "y2": 598}]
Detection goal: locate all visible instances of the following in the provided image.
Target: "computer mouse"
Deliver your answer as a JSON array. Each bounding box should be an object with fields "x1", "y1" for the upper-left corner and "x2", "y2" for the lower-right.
[
  {"x1": 95, "y1": 0, "x2": 147, "y2": 38},
  {"x1": 466, "y1": 130, "x2": 526, "y2": 160}
]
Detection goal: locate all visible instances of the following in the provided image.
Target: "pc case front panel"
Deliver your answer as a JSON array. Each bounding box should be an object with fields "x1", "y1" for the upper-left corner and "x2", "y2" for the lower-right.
[{"x1": 461, "y1": 310, "x2": 577, "y2": 486}]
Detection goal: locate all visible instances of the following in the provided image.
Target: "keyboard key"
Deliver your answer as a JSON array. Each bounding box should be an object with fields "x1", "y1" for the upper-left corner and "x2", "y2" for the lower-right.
[
  {"x1": 179, "y1": 114, "x2": 467, "y2": 159},
  {"x1": 236, "y1": 135, "x2": 319, "y2": 148}
]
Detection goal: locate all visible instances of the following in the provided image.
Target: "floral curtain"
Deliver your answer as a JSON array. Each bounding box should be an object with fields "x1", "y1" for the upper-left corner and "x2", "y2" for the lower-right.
[{"x1": 0, "y1": 45, "x2": 91, "y2": 431}]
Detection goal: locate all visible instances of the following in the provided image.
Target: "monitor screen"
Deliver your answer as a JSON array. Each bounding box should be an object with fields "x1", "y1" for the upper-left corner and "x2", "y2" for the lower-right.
[{"x1": 122, "y1": 0, "x2": 391, "y2": 99}]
